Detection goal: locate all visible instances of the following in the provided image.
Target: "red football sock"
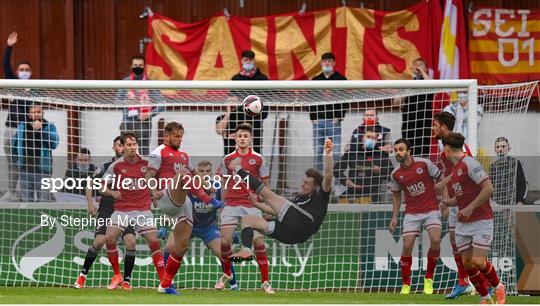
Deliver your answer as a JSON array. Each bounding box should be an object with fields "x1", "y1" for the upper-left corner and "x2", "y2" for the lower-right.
[
  {"x1": 480, "y1": 261, "x2": 500, "y2": 288},
  {"x1": 221, "y1": 244, "x2": 233, "y2": 276},
  {"x1": 149, "y1": 241, "x2": 165, "y2": 281},
  {"x1": 467, "y1": 267, "x2": 489, "y2": 297},
  {"x1": 161, "y1": 250, "x2": 182, "y2": 288},
  {"x1": 255, "y1": 244, "x2": 269, "y2": 283},
  {"x1": 425, "y1": 247, "x2": 440, "y2": 280},
  {"x1": 400, "y1": 256, "x2": 412, "y2": 286},
  {"x1": 452, "y1": 242, "x2": 468, "y2": 286},
  {"x1": 106, "y1": 243, "x2": 120, "y2": 275}
]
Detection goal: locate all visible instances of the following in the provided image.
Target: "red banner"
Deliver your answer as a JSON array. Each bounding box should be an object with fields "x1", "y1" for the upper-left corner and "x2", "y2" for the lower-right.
[
  {"x1": 146, "y1": 2, "x2": 442, "y2": 81},
  {"x1": 469, "y1": 7, "x2": 540, "y2": 85}
]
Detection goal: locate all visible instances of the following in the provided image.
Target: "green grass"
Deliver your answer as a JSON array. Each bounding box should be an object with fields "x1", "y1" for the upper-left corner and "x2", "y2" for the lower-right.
[{"x1": 0, "y1": 288, "x2": 539, "y2": 304}]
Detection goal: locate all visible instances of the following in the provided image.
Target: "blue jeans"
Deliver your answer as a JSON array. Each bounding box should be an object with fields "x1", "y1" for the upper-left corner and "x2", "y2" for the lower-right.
[
  {"x1": 312, "y1": 119, "x2": 341, "y2": 171},
  {"x1": 20, "y1": 172, "x2": 51, "y2": 202}
]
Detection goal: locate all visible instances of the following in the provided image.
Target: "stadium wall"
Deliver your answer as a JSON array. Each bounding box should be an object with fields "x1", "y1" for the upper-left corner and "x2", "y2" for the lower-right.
[{"x1": 0, "y1": 0, "x2": 538, "y2": 80}]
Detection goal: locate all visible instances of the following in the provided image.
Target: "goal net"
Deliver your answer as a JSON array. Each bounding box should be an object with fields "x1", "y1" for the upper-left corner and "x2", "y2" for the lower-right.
[{"x1": 0, "y1": 79, "x2": 537, "y2": 293}]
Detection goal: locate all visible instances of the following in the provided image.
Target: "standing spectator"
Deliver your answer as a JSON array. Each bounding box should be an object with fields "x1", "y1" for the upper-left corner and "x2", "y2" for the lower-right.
[
  {"x1": 63, "y1": 148, "x2": 97, "y2": 195},
  {"x1": 393, "y1": 58, "x2": 433, "y2": 157},
  {"x1": 348, "y1": 108, "x2": 391, "y2": 153},
  {"x1": 117, "y1": 55, "x2": 164, "y2": 156},
  {"x1": 217, "y1": 50, "x2": 269, "y2": 156},
  {"x1": 13, "y1": 104, "x2": 59, "y2": 202},
  {"x1": 334, "y1": 127, "x2": 390, "y2": 203},
  {"x1": 310, "y1": 52, "x2": 348, "y2": 170},
  {"x1": 231, "y1": 50, "x2": 268, "y2": 81},
  {"x1": 443, "y1": 92, "x2": 484, "y2": 146},
  {"x1": 489, "y1": 137, "x2": 528, "y2": 205},
  {"x1": 1, "y1": 32, "x2": 34, "y2": 202}
]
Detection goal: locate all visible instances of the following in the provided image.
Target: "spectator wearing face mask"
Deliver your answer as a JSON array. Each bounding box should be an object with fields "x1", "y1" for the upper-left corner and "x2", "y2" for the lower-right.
[
  {"x1": 443, "y1": 93, "x2": 484, "y2": 146},
  {"x1": 231, "y1": 50, "x2": 268, "y2": 81},
  {"x1": 1, "y1": 32, "x2": 35, "y2": 202},
  {"x1": 116, "y1": 55, "x2": 164, "y2": 156},
  {"x1": 63, "y1": 148, "x2": 97, "y2": 196},
  {"x1": 489, "y1": 137, "x2": 528, "y2": 205},
  {"x1": 334, "y1": 126, "x2": 390, "y2": 203},
  {"x1": 310, "y1": 52, "x2": 348, "y2": 171},
  {"x1": 348, "y1": 108, "x2": 392, "y2": 153}
]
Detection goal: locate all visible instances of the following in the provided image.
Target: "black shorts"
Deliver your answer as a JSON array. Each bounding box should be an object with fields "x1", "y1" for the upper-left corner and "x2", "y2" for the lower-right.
[
  {"x1": 268, "y1": 205, "x2": 316, "y2": 244},
  {"x1": 94, "y1": 204, "x2": 135, "y2": 237}
]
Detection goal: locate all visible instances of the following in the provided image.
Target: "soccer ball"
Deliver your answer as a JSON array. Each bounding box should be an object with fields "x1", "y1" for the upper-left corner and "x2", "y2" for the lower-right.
[{"x1": 242, "y1": 95, "x2": 263, "y2": 117}]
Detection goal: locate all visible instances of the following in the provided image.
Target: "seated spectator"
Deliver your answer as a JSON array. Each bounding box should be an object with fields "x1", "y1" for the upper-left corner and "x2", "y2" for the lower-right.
[
  {"x1": 13, "y1": 103, "x2": 59, "y2": 202},
  {"x1": 348, "y1": 108, "x2": 391, "y2": 153},
  {"x1": 64, "y1": 148, "x2": 97, "y2": 195},
  {"x1": 334, "y1": 127, "x2": 390, "y2": 203},
  {"x1": 117, "y1": 55, "x2": 164, "y2": 156},
  {"x1": 489, "y1": 137, "x2": 528, "y2": 205}
]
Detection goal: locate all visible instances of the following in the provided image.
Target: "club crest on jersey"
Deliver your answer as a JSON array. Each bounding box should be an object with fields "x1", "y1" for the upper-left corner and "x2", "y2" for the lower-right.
[
  {"x1": 457, "y1": 169, "x2": 463, "y2": 176},
  {"x1": 249, "y1": 159, "x2": 256, "y2": 165},
  {"x1": 169, "y1": 153, "x2": 174, "y2": 156},
  {"x1": 399, "y1": 175, "x2": 404, "y2": 180},
  {"x1": 416, "y1": 167, "x2": 423, "y2": 175},
  {"x1": 121, "y1": 169, "x2": 127, "y2": 174},
  {"x1": 140, "y1": 166, "x2": 146, "y2": 173}
]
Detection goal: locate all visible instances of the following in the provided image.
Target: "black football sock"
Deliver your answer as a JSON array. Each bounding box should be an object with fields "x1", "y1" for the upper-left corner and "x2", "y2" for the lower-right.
[
  {"x1": 123, "y1": 249, "x2": 136, "y2": 282},
  {"x1": 81, "y1": 244, "x2": 100, "y2": 276},
  {"x1": 236, "y1": 169, "x2": 265, "y2": 194}
]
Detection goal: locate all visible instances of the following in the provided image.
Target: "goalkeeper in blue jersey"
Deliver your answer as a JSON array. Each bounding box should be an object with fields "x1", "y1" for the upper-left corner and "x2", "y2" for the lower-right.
[{"x1": 160, "y1": 160, "x2": 238, "y2": 291}]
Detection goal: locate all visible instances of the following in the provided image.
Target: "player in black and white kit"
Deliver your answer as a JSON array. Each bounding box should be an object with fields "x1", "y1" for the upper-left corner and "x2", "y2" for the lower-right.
[{"x1": 229, "y1": 139, "x2": 334, "y2": 261}]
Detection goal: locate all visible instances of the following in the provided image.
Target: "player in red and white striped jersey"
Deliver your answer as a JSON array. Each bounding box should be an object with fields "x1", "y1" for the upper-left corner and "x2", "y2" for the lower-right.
[
  {"x1": 441, "y1": 133, "x2": 506, "y2": 304},
  {"x1": 220, "y1": 123, "x2": 274, "y2": 294},
  {"x1": 432, "y1": 111, "x2": 474, "y2": 299},
  {"x1": 388, "y1": 138, "x2": 443, "y2": 295},
  {"x1": 101, "y1": 133, "x2": 165, "y2": 291},
  {"x1": 144, "y1": 122, "x2": 222, "y2": 295}
]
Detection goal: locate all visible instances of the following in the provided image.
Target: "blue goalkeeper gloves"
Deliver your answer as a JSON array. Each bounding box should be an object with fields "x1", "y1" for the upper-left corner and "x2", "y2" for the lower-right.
[
  {"x1": 210, "y1": 198, "x2": 224, "y2": 209},
  {"x1": 158, "y1": 226, "x2": 169, "y2": 240}
]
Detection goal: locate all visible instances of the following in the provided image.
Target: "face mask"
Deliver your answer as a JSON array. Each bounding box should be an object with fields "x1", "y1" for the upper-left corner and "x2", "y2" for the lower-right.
[
  {"x1": 363, "y1": 118, "x2": 376, "y2": 126},
  {"x1": 78, "y1": 164, "x2": 89, "y2": 172},
  {"x1": 496, "y1": 151, "x2": 508, "y2": 158},
  {"x1": 242, "y1": 62, "x2": 254, "y2": 72},
  {"x1": 364, "y1": 138, "x2": 376, "y2": 150},
  {"x1": 322, "y1": 65, "x2": 333, "y2": 74},
  {"x1": 18, "y1": 71, "x2": 31, "y2": 80},
  {"x1": 132, "y1": 67, "x2": 144, "y2": 75}
]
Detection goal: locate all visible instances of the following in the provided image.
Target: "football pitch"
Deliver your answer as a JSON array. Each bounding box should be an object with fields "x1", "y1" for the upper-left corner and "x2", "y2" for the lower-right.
[{"x1": 1, "y1": 288, "x2": 539, "y2": 304}]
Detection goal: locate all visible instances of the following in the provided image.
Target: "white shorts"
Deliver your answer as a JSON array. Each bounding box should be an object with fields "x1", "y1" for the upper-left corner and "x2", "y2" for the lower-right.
[
  {"x1": 402, "y1": 210, "x2": 442, "y2": 237},
  {"x1": 157, "y1": 188, "x2": 193, "y2": 227},
  {"x1": 110, "y1": 210, "x2": 156, "y2": 235},
  {"x1": 220, "y1": 205, "x2": 262, "y2": 228},
  {"x1": 448, "y1": 206, "x2": 458, "y2": 230},
  {"x1": 455, "y1": 219, "x2": 494, "y2": 252}
]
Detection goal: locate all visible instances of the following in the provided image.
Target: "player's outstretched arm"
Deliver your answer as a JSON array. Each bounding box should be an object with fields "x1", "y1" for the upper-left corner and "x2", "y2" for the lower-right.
[{"x1": 321, "y1": 138, "x2": 334, "y2": 193}]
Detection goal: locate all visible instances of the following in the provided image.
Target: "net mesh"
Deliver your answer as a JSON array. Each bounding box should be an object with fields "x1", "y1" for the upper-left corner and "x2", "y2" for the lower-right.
[{"x1": 0, "y1": 80, "x2": 537, "y2": 293}]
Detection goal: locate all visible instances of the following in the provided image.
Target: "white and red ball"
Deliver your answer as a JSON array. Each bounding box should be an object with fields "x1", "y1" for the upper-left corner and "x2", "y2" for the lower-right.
[{"x1": 242, "y1": 95, "x2": 263, "y2": 117}]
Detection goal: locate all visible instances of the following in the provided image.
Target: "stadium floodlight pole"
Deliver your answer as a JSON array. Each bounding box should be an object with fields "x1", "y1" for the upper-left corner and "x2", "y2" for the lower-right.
[
  {"x1": 0, "y1": 79, "x2": 478, "y2": 90},
  {"x1": 467, "y1": 79, "x2": 479, "y2": 156}
]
